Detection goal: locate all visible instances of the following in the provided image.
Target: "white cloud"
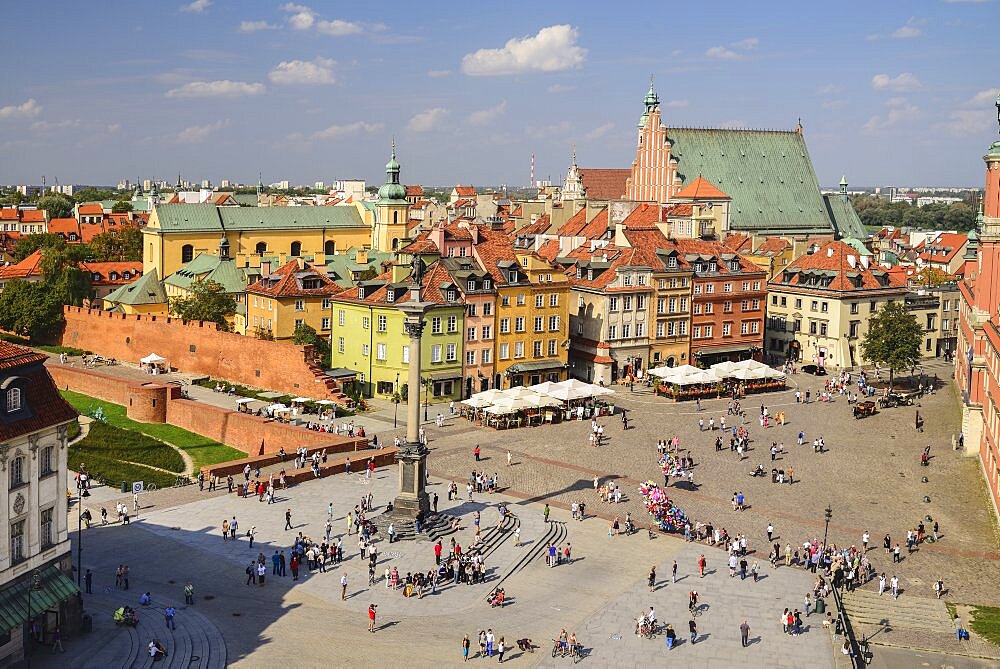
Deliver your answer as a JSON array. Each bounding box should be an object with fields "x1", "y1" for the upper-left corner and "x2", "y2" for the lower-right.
[
  {"x1": 863, "y1": 97, "x2": 920, "y2": 133},
  {"x1": 585, "y1": 122, "x2": 615, "y2": 141},
  {"x1": 817, "y1": 84, "x2": 840, "y2": 96},
  {"x1": 165, "y1": 80, "x2": 265, "y2": 98},
  {"x1": 239, "y1": 20, "x2": 277, "y2": 32},
  {"x1": 547, "y1": 83, "x2": 576, "y2": 93},
  {"x1": 526, "y1": 121, "x2": 571, "y2": 139},
  {"x1": 316, "y1": 19, "x2": 362, "y2": 36},
  {"x1": 467, "y1": 100, "x2": 508, "y2": 126},
  {"x1": 30, "y1": 119, "x2": 81, "y2": 131},
  {"x1": 944, "y1": 109, "x2": 994, "y2": 135},
  {"x1": 427, "y1": 69, "x2": 452, "y2": 78},
  {"x1": 175, "y1": 119, "x2": 228, "y2": 143},
  {"x1": 311, "y1": 121, "x2": 383, "y2": 140},
  {"x1": 281, "y1": 3, "x2": 315, "y2": 30},
  {"x1": 732, "y1": 37, "x2": 759, "y2": 50},
  {"x1": 180, "y1": 0, "x2": 210, "y2": 13},
  {"x1": 461, "y1": 25, "x2": 586, "y2": 76},
  {"x1": 268, "y1": 57, "x2": 336, "y2": 85},
  {"x1": 407, "y1": 107, "x2": 448, "y2": 132},
  {"x1": 662, "y1": 99, "x2": 689, "y2": 108},
  {"x1": 705, "y1": 46, "x2": 742, "y2": 60},
  {"x1": 0, "y1": 98, "x2": 41, "y2": 119},
  {"x1": 891, "y1": 17, "x2": 924, "y2": 39},
  {"x1": 970, "y1": 88, "x2": 1000, "y2": 105},
  {"x1": 871, "y1": 72, "x2": 922, "y2": 92}
]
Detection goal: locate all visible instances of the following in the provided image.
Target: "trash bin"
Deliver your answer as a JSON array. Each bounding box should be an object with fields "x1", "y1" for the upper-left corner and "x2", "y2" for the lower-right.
[
  {"x1": 815, "y1": 598, "x2": 826, "y2": 614},
  {"x1": 237, "y1": 483, "x2": 244, "y2": 497},
  {"x1": 81, "y1": 613, "x2": 93, "y2": 633},
  {"x1": 120, "y1": 481, "x2": 128, "y2": 493}
]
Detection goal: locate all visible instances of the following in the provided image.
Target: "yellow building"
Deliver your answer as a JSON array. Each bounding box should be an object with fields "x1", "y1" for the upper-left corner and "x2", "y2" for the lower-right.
[
  {"x1": 245, "y1": 258, "x2": 341, "y2": 340},
  {"x1": 102, "y1": 268, "x2": 169, "y2": 314}
]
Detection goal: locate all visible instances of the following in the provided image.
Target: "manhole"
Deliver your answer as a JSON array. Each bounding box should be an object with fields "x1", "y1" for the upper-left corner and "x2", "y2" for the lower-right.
[
  {"x1": 203, "y1": 595, "x2": 215, "y2": 601},
  {"x1": 384, "y1": 551, "x2": 402, "y2": 559},
  {"x1": 610, "y1": 634, "x2": 622, "y2": 640}
]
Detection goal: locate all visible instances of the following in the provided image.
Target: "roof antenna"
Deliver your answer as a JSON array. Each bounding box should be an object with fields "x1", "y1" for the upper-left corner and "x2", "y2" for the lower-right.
[{"x1": 795, "y1": 117, "x2": 803, "y2": 134}]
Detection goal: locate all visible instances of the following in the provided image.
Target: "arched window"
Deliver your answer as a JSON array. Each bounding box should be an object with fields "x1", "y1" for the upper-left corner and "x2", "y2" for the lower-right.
[
  {"x1": 255, "y1": 241, "x2": 267, "y2": 255},
  {"x1": 391, "y1": 238, "x2": 399, "y2": 251},
  {"x1": 290, "y1": 241, "x2": 302, "y2": 256},
  {"x1": 181, "y1": 244, "x2": 193, "y2": 263},
  {"x1": 324, "y1": 240, "x2": 335, "y2": 255}
]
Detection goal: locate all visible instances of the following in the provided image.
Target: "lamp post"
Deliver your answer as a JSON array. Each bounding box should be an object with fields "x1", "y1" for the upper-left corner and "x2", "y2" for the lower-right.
[
  {"x1": 393, "y1": 372, "x2": 400, "y2": 428},
  {"x1": 823, "y1": 505, "x2": 833, "y2": 549},
  {"x1": 77, "y1": 477, "x2": 89, "y2": 588},
  {"x1": 423, "y1": 377, "x2": 429, "y2": 422},
  {"x1": 25, "y1": 569, "x2": 41, "y2": 666}
]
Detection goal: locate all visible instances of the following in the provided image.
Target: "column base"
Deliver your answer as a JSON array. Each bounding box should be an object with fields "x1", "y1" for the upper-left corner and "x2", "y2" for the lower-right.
[{"x1": 391, "y1": 493, "x2": 430, "y2": 520}]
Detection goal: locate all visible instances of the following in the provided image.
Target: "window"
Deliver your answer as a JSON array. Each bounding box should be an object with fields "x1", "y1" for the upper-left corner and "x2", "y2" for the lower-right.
[
  {"x1": 706, "y1": 284, "x2": 714, "y2": 293},
  {"x1": 338, "y1": 310, "x2": 345, "y2": 326},
  {"x1": 666, "y1": 322, "x2": 676, "y2": 336},
  {"x1": 771, "y1": 295, "x2": 778, "y2": 305},
  {"x1": 514, "y1": 342, "x2": 524, "y2": 358},
  {"x1": 517, "y1": 294, "x2": 525, "y2": 306},
  {"x1": 820, "y1": 302, "x2": 829, "y2": 313},
  {"x1": 623, "y1": 274, "x2": 632, "y2": 287},
  {"x1": 447, "y1": 289, "x2": 456, "y2": 302},
  {"x1": 402, "y1": 346, "x2": 410, "y2": 364},
  {"x1": 467, "y1": 327, "x2": 477, "y2": 341},
  {"x1": 656, "y1": 322, "x2": 665, "y2": 337},
  {"x1": 482, "y1": 302, "x2": 492, "y2": 315},
  {"x1": 810, "y1": 300, "x2": 818, "y2": 312},
  {"x1": 40, "y1": 446, "x2": 54, "y2": 476},
  {"x1": 321, "y1": 317, "x2": 331, "y2": 330},
  {"x1": 482, "y1": 348, "x2": 492, "y2": 364},
  {"x1": 622, "y1": 323, "x2": 631, "y2": 338},
  {"x1": 849, "y1": 321, "x2": 860, "y2": 338},
  {"x1": 10, "y1": 520, "x2": 24, "y2": 565},
  {"x1": 515, "y1": 317, "x2": 525, "y2": 332},
  {"x1": 637, "y1": 295, "x2": 646, "y2": 310},
  {"x1": 667, "y1": 256, "x2": 678, "y2": 269},
  {"x1": 752, "y1": 299, "x2": 760, "y2": 310},
  {"x1": 6, "y1": 387, "x2": 21, "y2": 412},
  {"x1": 693, "y1": 284, "x2": 702, "y2": 295},
  {"x1": 623, "y1": 296, "x2": 633, "y2": 311},
  {"x1": 752, "y1": 321, "x2": 760, "y2": 334},
  {"x1": 534, "y1": 316, "x2": 544, "y2": 332},
  {"x1": 741, "y1": 300, "x2": 749, "y2": 311},
  {"x1": 793, "y1": 319, "x2": 801, "y2": 332},
  {"x1": 742, "y1": 282, "x2": 751, "y2": 291},
  {"x1": 723, "y1": 301, "x2": 732, "y2": 313},
  {"x1": 693, "y1": 326, "x2": 702, "y2": 339},
  {"x1": 549, "y1": 315, "x2": 559, "y2": 331},
  {"x1": 819, "y1": 322, "x2": 827, "y2": 336},
  {"x1": 680, "y1": 297, "x2": 688, "y2": 312},
  {"x1": 704, "y1": 325, "x2": 712, "y2": 337},
  {"x1": 9, "y1": 456, "x2": 25, "y2": 488},
  {"x1": 377, "y1": 315, "x2": 387, "y2": 332},
  {"x1": 870, "y1": 301, "x2": 877, "y2": 312},
  {"x1": 794, "y1": 299, "x2": 802, "y2": 309},
  {"x1": 386, "y1": 289, "x2": 395, "y2": 303},
  {"x1": 500, "y1": 318, "x2": 510, "y2": 334},
  {"x1": 636, "y1": 322, "x2": 645, "y2": 337},
  {"x1": 533, "y1": 341, "x2": 543, "y2": 357},
  {"x1": 668, "y1": 297, "x2": 677, "y2": 313},
  {"x1": 40, "y1": 508, "x2": 53, "y2": 549},
  {"x1": 431, "y1": 344, "x2": 442, "y2": 363},
  {"x1": 295, "y1": 299, "x2": 305, "y2": 311},
  {"x1": 499, "y1": 343, "x2": 510, "y2": 359},
  {"x1": 362, "y1": 317, "x2": 370, "y2": 329},
  {"x1": 431, "y1": 317, "x2": 442, "y2": 334},
  {"x1": 679, "y1": 321, "x2": 688, "y2": 335},
  {"x1": 722, "y1": 323, "x2": 732, "y2": 336},
  {"x1": 482, "y1": 325, "x2": 492, "y2": 339},
  {"x1": 466, "y1": 350, "x2": 476, "y2": 366},
  {"x1": 376, "y1": 343, "x2": 387, "y2": 360},
  {"x1": 446, "y1": 343, "x2": 457, "y2": 361},
  {"x1": 322, "y1": 298, "x2": 332, "y2": 310},
  {"x1": 290, "y1": 241, "x2": 302, "y2": 256},
  {"x1": 181, "y1": 244, "x2": 193, "y2": 263},
  {"x1": 638, "y1": 275, "x2": 647, "y2": 286},
  {"x1": 467, "y1": 280, "x2": 476, "y2": 291},
  {"x1": 809, "y1": 321, "x2": 817, "y2": 335},
  {"x1": 741, "y1": 322, "x2": 751, "y2": 335},
  {"x1": 548, "y1": 339, "x2": 557, "y2": 356},
  {"x1": 609, "y1": 297, "x2": 619, "y2": 311},
  {"x1": 693, "y1": 304, "x2": 702, "y2": 315},
  {"x1": 535, "y1": 294, "x2": 544, "y2": 308},
  {"x1": 549, "y1": 293, "x2": 558, "y2": 307},
  {"x1": 704, "y1": 303, "x2": 713, "y2": 314},
  {"x1": 753, "y1": 281, "x2": 761, "y2": 290},
  {"x1": 727, "y1": 283, "x2": 735, "y2": 294},
  {"x1": 608, "y1": 325, "x2": 618, "y2": 340},
  {"x1": 447, "y1": 316, "x2": 458, "y2": 333},
  {"x1": 338, "y1": 337, "x2": 345, "y2": 353},
  {"x1": 657, "y1": 298, "x2": 666, "y2": 314},
  {"x1": 361, "y1": 344, "x2": 369, "y2": 356},
  {"x1": 780, "y1": 297, "x2": 786, "y2": 307}
]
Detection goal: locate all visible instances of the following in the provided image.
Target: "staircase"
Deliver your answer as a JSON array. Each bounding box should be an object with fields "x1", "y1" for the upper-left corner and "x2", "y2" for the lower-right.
[
  {"x1": 306, "y1": 361, "x2": 352, "y2": 406},
  {"x1": 489, "y1": 520, "x2": 568, "y2": 593}
]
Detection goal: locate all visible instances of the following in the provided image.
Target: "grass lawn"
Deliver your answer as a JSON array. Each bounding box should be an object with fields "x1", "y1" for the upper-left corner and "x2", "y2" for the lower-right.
[
  {"x1": 78, "y1": 421, "x2": 185, "y2": 472},
  {"x1": 61, "y1": 390, "x2": 245, "y2": 470},
  {"x1": 969, "y1": 605, "x2": 1000, "y2": 646}
]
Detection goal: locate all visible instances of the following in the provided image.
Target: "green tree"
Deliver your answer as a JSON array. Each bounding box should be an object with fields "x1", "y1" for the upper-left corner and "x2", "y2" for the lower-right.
[
  {"x1": 170, "y1": 279, "x2": 237, "y2": 331},
  {"x1": 111, "y1": 200, "x2": 133, "y2": 213},
  {"x1": 73, "y1": 187, "x2": 119, "y2": 204},
  {"x1": 88, "y1": 227, "x2": 142, "y2": 261},
  {"x1": 0, "y1": 190, "x2": 25, "y2": 206},
  {"x1": 37, "y1": 194, "x2": 75, "y2": 219},
  {"x1": 0, "y1": 280, "x2": 64, "y2": 341},
  {"x1": 860, "y1": 300, "x2": 923, "y2": 389},
  {"x1": 13, "y1": 233, "x2": 69, "y2": 261},
  {"x1": 292, "y1": 322, "x2": 331, "y2": 366},
  {"x1": 41, "y1": 244, "x2": 92, "y2": 306}
]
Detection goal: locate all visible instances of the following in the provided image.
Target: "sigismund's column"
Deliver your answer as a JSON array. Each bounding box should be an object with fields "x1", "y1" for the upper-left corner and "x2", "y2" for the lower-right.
[{"x1": 393, "y1": 273, "x2": 431, "y2": 518}]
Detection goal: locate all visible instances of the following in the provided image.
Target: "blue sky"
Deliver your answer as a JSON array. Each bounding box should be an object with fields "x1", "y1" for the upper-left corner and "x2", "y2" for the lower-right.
[{"x1": 0, "y1": 0, "x2": 998, "y2": 188}]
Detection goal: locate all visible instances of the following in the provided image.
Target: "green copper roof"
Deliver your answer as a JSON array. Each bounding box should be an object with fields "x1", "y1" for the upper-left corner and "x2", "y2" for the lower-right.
[
  {"x1": 823, "y1": 194, "x2": 868, "y2": 240},
  {"x1": 667, "y1": 127, "x2": 849, "y2": 234},
  {"x1": 987, "y1": 140, "x2": 1000, "y2": 160},
  {"x1": 104, "y1": 268, "x2": 167, "y2": 306},
  {"x1": 152, "y1": 203, "x2": 366, "y2": 232},
  {"x1": 164, "y1": 253, "x2": 249, "y2": 294}
]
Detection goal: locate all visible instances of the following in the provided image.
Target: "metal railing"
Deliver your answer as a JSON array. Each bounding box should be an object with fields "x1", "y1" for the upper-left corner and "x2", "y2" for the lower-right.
[{"x1": 829, "y1": 579, "x2": 867, "y2": 667}]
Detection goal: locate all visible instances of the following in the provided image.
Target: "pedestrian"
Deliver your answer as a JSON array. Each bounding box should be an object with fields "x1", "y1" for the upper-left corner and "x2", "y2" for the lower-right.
[
  {"x1": 164, "y1": 606, "x2": 176, "y2": 630},
  {"x1": 698, "y1": 554, "x2": 706, "y2": 578},
  {"x1": 507, "y1": 450, "x2": 512, "y2": 466},
  {"x1": 433, "y1": 492, "x2": 439, "y2": 513},
  {"x1": 246, "y1": 561, "x2": 256, "y2": 586},
  {"x1": 285, "y1": 509, "x2": 292, "y2": 531},
  {"x1": 689, "y1": 618, "x2": 697, "y2": 644},
  {"x1": 672, "y1": 560, "x2": 678, "y2": 583},
  {"x1": 230, "y1": 516, "x2": 238, "y2": 540},
  {"x1": 257, "y1": 562, "x2": 266, "y2": 585},
  {"x1": 890, "y1": 575, "x2": 900, "y2": 599},
  {"x1": 184, "y1": 581, "x2": 194, "y2": 605},
  {"x1": 934, "y1": 579, "x2": 944, "y2": 599},
  {"x1": 462, "y1": 635, "x2": 470, "y2": 662},
  {"x1": 248, "y1": 526, "x2": 256, "y2": 549},
  {"x1": 474, "y1": 445, "x2": 481, "y2": 461},
  {"x1": 648, "y1": 565, "x2": 656, "y2": 591},
  {"x1": 84, "y1": 569, "x2": 93, "y2": 594},
  {"x1": 368, "y1": 603, "x2": 377, "y2": 633},
  {"x1": 341, "y1": 573, "x2": 348, "y2": 600},
  {"x1": 497, "y1": 637, "x2": 505, "y2": 663},
  {"x1": 740, "y1": 620, "x2": 750, "y2": 647},
  {"x1": 767, "y1": 523, "x2": 773, "y2": 543},
  {"x1": 543, "y1": 504, "x2": 550, "y2": 523},
  {"x1": 51, "y1": 625, "x2": 64, "y2": 654}
]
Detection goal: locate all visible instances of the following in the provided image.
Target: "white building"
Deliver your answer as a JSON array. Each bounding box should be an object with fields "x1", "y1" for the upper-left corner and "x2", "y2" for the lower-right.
[{"x1": 0, "y1": 343, "x2": 80, "y2": 665}]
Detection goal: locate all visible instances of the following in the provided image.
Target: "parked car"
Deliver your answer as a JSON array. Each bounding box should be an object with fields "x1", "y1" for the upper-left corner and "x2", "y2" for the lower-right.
[{"x1": 801, "y1": 364, "x2": 828, "y2": 376}]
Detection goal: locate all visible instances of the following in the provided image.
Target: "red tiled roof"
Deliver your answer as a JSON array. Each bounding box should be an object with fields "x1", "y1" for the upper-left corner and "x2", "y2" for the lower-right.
[
  {"x1": 20, "y1": 210, "x2": 46, "y2": 222},
  {"x1": 519, "y1": 214, "x2": 551, "y2": 235},
  {"x1": 722, "y1": 233, "x2": 753, "y2": 253},
  {"x1": 621, "y1": 203, "x2": 660, "y2": 229},
  {"x1": 0, "y1": 249, "x2": 44, "y2": 279},
  {"x1": 660, "y1": 204, "x2": 694, "y2": 217},
  {"x1": 332, "y1": 261, "x2": 457, "y2": 306},
  {"x1": 775, "y1": 240, "x2": 907, "y2": 291},
  {"x1": 405, "y1": 185, "x2": 424, "y2": 197},
  {"x1": 453, "y1": 185, "x2": 476, "y2": 197},
  {"x1": 754, "y1": 237, "x2": 792, "y2": 255},
  {"x1": 48, "y1": 218, "x2": 81, "y2": 239},
  {"x1": 579, "y1": 168, "x2": 629, "y2": 200},
  {"x1": 556, "y1": 207, "x2": 590, "y2": 236},
  {"x1": 0, "y1": 341, "x2": 47, "y2": 370},
  {"x1": 916, "y1": 232, "x2": 967, "y2": 264},
  {"x1": 0, "y1": 207, "x2": 17, "y2": 221},
  {"x1": 81, "y1": 261, "x2": 143, "y2": 285},
  {"x1": 536, "y1": 239, "x2": 562, "y2": 261},
  {"x1": 674, "y1": 176, "x2": 729, "y2": 200},
  {"x1": 0, "y1": 345, "x2": 78, "y2": 441},
  {"x1": 247, "y1": 260, "x2": 340, "y2": 298},
  {"x1": 78, "y1": 203, "x2": 104, "y2": 215},
  {"x1": 672, "y1": 239, "x2": 763, "y2": 275},
  {"x1": 400, "y1": 234, "x2": 439, "y2": 255}
]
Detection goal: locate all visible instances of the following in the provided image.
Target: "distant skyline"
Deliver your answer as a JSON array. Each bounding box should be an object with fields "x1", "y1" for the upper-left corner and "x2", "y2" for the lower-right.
[{"x1": 1, "y1": 1, "x2": 998, "y2": 188}]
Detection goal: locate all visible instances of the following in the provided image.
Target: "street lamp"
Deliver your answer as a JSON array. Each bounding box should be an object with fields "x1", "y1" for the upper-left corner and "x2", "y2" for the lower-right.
[
  {"x1": 422, "y1": 377, "x2": 429, "y2": 422},
  {"x1": 823, "y1": 505, "x2": 833, "y2": 549},
  {"x1": 393, "y1": 372, "x2": 400, "y2": 428},
  {"x1": 77, "y1": 477, "x2": 89, "y2": 588},
  {"x1": 25, "y1": 569, "x2": 41, "y2": 665}
]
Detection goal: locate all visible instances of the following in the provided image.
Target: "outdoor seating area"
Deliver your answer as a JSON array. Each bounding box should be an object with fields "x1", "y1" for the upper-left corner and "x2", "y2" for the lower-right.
[
  {"x1": 459, "y1": 379, "x2": 615, "y2": 429},
  {"x1": 649, "y1": 359, "x2": 786, "y2": 401},
  {"x1": 139, "y1": 353, "x2": 169, "y2": 374}
]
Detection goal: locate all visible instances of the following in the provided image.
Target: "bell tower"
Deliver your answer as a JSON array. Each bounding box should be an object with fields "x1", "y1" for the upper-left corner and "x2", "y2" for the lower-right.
[{"x1": 373, "y1": 141, "x2": 410, "y2": 252}]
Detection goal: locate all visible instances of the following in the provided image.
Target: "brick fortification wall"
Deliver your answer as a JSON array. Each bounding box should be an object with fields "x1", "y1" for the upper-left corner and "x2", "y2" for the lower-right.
[
  {"x1": 47, "y1": 363, "x2": 362, "y2": 456},
  {"x1": 61, "y1": 307, "x2": 341, "y2": 401}
]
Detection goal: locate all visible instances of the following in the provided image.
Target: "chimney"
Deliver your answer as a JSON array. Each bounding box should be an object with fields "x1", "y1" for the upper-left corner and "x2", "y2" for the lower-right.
[
  {"x1": 860, "y1": 255, "x2": 870, "y2": 269},
  {"x1": 826, "y1": 247, "x2": 834, "y2": 257},
  {"x1": 357, "y1": 249, "x2": 368, "y2": 264},
  {"x1": 296, "y1": 257, "x2": 305, "y2": 270},
  {"x1": 614, "y1": 222, "x2": 628, "y2": 248},
  {"x1": 847, "y1": 254, "x2": 856, "y2": 268}
]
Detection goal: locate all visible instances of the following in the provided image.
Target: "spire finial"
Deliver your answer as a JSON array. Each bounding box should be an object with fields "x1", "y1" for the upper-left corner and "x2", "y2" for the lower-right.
[
  {"x1": 572, "y1": 143, "x2": 576, "y2": 165},
  {"x1": 391, "y1": 136, "x2": 396, "y2": 159}
]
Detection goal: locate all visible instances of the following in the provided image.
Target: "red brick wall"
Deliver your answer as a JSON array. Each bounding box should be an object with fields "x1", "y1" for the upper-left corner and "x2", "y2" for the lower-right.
[
  {"x1": 47, "y1": 364, "x2": 129, "y2": 405},
  {"x1": 60, "y1": 307, "x2": 340, "y2": 400}
]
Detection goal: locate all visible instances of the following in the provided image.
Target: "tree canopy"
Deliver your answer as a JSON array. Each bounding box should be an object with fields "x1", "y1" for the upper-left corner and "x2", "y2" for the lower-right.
[
  {"x1": 853, "y1": 195, "x2": 976, "y2": 232},
  {"x1": 111, "y1": 200, "x2": 134, "y2": 213},
  {"x1": 860, "y1": 300, "x2": 923, "y2": 388},
  {"x1": 292, "y1": 322, "x2": 331, "y2": 367},
  {"x1": 13, "y1": 232, "x2": 70, "y2": 261},
  {"x1": 170, "y1": 280, "x2": 237, "y2": 331},
  {"x1": 0, "y1": 279, "x2": 65, "y2": 342},
  {"x1": 41, "y1": 244, "x2": 92, "y2": 306},
  {"x1": 37, "y1": 194, "x2": 75, "y2": 219},
  {"x1": 88, "y1": 227, "x2": 142, "y2": 262}
]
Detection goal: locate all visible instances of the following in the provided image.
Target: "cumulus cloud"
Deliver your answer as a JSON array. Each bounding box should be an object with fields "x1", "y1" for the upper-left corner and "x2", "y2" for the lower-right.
[
  {"x1": 970, "y1": 88, "x2": 1000, "y2": 106},
  {"x1": 269, "y1": 57, "x2": 336, "y2": 85},
  {"x1": 165, "y1": 80, "x2": 265, "y2": 98},
  {"x1": 317, "y1": 19, "x2": 384, "y2": 36},
  {"x1": 467, "y1": 100, "x2": 508, "y2": 126},
  {"x1": 891, "y1": 17, "x2": 925, "y2": 38},
  {"x1": 706, "y1": 37, "x2": 758, "y2": 61},
  {"x1": 585, "y1": 122, "x2": 615, "y2": 140},
  {"x1": 281, "y1": 2, "x2": 315, "y2": 30},
  {"x1": 461, "y1": 25, "x2": 586, "y2": 76},
  {"x1": 180, "y1": 0, "x2": 210, "y2": 13},
  {"x1": 871, "y1": 72, "x2": 922, "y2": 92},
  {"x1": 311, "y1": 121, "x2": 383, "y2": 140},
  {"x1": 0, "y1": 98, "x2": 41, "y2": 119},
  {"x1": 705, "y1": 46, "x2": 740, "y2": 60},
  {"x1": 407, "y1": 107, "x2": 449, "y2": 132},
  {"x1": 239, "y1": 20, "x2": 277, "y2": 32},
  {"x1": 863, "y1": 97, "x2": 920, "y2": 133},
  {"x1": 175, "y1": 119, "x2": 228, "y2": 143}
]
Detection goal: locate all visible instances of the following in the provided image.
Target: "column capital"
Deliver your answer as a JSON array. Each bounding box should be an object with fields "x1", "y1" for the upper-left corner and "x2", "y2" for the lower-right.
[{"x1": 403, "y1": 318, "x2": 425, "y2": 338}]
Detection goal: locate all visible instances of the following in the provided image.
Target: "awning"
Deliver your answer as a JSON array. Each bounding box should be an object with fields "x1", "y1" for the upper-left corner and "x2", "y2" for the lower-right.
[
  {"x1": 428, "y1": 371, "x2": 461, "y2": 381},
  {"x1": 0, "y1": 565, "x2": 79, "y2": 634},
  {"x1": 324, "y1": 368, "x2": 359, "y2": 380},
  {"x1": 695, "y1": 344, "x2": 754, "y2": 355},
  {"x1": 506, "y1": 360, "x2": 565, "y2": 375}
]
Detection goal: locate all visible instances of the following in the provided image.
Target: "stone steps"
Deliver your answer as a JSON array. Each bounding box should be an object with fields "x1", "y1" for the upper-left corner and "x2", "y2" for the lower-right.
[{"x1": 841, "y1": 589, "x2": 952, "y2": 630}]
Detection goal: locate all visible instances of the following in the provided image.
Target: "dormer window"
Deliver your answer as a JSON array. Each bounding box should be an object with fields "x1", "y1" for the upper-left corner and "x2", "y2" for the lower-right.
[
  {"x1": 467, "y1": 280, "x2": 476, "y2": 291},
  {"x1": 709, "y1": 262, "x2": 717, "y2": 272},
  {"x1": 576, "y1": 267, "x2": 582, "y2": 279},
  {"x1": 667, "y1": 257, "x2": 677, "y2": 269},
  {"x1": 588, "y1": 269, "x2": 594, "y2": 281},
  {"x1": 508, "y1": 270, "x2": 518, "y2": 283},
  {"x1": 109, "y1": 272, "x2": 119, "y2": 281},
  {"x1": 386, "y1": 288, "x2": 395, "y2": 303},
  {"x1": 122, "y1": 271, "x2": 131, "y2": 280},
  {"x1": 358, "y1": 286, "x2": 365, "y2": 299},
  {"x1": 520, "y1": 257, "x2": 528, "y2": 267},
  {"x1": 447, "y1": 289, "x2": 456, "y2": 302},
  {"x1": 623, "y1": 275, "x2": 632, "y2": 287},
  {"x1": 729, "y1": 260, "x2": 740, "y2": 271},
  {"x1": 694, "y1": 263, "x2": 704, "y2": 273},
  {"x1": 6, "y1": 387, "x2": 22, "y2": 412},
  {"x1": 92, "y1": 273, "x2": 101, "y2": 281},
  {"x1": 483, "y1": 279, "x2": 492, "y2": 290}
]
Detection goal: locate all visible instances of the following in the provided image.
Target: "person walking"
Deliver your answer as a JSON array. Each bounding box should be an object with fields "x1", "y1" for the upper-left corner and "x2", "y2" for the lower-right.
[
  {"x1": 543, "y1": 504, "x2": 550, "y2": 523},
  {"x1": 462, "y1": 635, "x2": 470, "y2": 662},
  {"x1": 84, "y1": 569, "x2": 93, "y2": 594},
  {"x1": 689, "y1": 618, "x2": 698, "y2": 644},
  {"x1": 184, "y1": 581, "x2": 194, "y2": 605},
  {"x1": 341, "y1": 573, "x2": 348, "y2": 600},
  {"x1": 507, "y1": 451, "x2": 512, "y2": 466},
  {"x1": 698, "y1": 554, "x2": 707, "y2": 578},
  {"x1": 368, "y1": 603, "x2": 377, "y2": 633},
  {"x1": 672, "y1": 560, "x2": 678, "y2": 583},
  {"x1": 248, "y1": 526, "x2": 256, "y2": 549},
  {"x1": 497, "y1": 637, "x2": 506, "y2": 663},
  {"x1": 648, "y1": 565, "x2": 656, "y2": 591},
  {"x1": 164, "y1": 606, "x2": 176, "y2": 630},
  {"x1": 740, "y1": 620, "x2": 751, "y2": 647},
  {"x1": 766, "y1": 523, "x2": 774, "y2": 543},
  {"x1": 230, "y1": 516, "x2": 238, "y2": 540}
]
